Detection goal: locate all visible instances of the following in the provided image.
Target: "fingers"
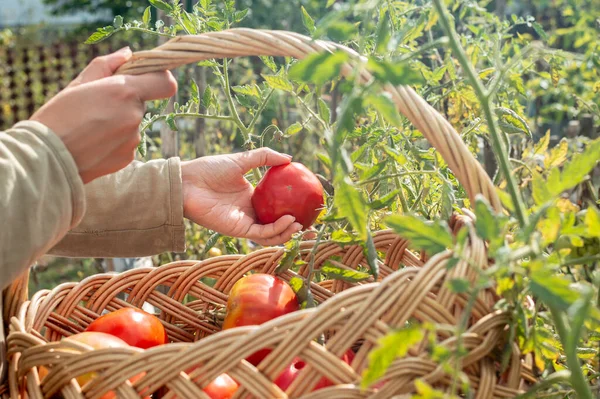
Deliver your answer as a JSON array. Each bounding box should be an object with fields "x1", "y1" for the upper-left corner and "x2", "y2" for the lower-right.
[
  {"x1": 70, "y1": 47, "x2": 133, "y2": 86},
  {"x1": 232, "y1": 147, "x2": 293, "y2": 173},
  {"x1": 124, "y1": 71, "x2": 178, "y2": 101},
  {"x1": 245, "y1": 215, "x2": 302, "y2": 246}
]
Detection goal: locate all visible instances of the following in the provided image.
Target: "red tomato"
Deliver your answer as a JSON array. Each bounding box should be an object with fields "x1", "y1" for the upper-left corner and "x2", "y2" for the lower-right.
[
  {"x1": 222, "y1": 274, "x2": 300, "y2": 365},
  {"x1": 274, "y1": 349, "x2": 355, "y2": 392},
  {"x1": 251, "y1": 162, "x2": 324, "y2": 229},
  {"x1": 64, "y1": 332, "x2": 146, "y2": 399},
  {"x1": 85, "y1": 307, "x2": 168, "y2": 349},
  {"x1": 203, "y1": 373, "x2": 239, "y2": 399}
]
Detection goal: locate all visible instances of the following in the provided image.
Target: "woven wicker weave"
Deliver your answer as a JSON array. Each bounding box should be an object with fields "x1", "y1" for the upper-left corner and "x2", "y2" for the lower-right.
[{"x1": 2, "y1": 28, "x2": 535, "y2": 398}]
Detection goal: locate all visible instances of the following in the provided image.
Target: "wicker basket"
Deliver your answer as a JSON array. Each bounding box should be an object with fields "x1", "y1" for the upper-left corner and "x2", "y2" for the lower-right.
[{"x1": 2, "y1": 28, "x2": 537, "y2": 398}]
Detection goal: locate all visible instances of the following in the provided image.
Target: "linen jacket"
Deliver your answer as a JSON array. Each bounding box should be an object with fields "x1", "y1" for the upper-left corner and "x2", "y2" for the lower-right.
[{"x1": 0, "y1": 120, "x2": 186, "y2": 385}]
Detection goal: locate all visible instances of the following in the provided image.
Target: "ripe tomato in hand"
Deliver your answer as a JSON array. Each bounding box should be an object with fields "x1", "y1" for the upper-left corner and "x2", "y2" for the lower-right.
[
  {"x1": 203, "y1": 373, "x2": 239, "y2": 399},
  {"x1": 274, "y1": 349, "x2": 355, "y2": 392},
  {"x1": 85, "y1": 307, "x2": 168, "y2": 349},
  {"x1": 251, "y1": 162, "x2": 324, "y2": 230},
  {"x1": 222, "y1": 274, "x2": 300, "y2": 365},
  {"x1": 64, "y1": 332, "x2": 146, "y2": 399}
]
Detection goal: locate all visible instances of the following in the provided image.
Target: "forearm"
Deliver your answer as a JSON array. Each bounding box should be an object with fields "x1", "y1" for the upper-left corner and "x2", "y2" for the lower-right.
[
  {"x1": 49, "y1": 158, "x2": 186, "y2": 258},
  {"x1": 0, "y1": 121, "x2": 86, "y2": 290}
]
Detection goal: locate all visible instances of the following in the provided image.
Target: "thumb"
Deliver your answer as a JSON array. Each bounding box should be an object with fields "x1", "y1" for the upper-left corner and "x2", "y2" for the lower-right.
[
  {"x1": 68, "y1": 47, "x2": 133, "y2": 87},
  {"x1": 233, "y1": 147, "x2": 292, "y2": 172}
]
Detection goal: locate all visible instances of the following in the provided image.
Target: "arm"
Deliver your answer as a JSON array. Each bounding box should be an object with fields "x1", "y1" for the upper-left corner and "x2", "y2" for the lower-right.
[
  {"x1": 49, "y1": 158, "x2": 186, "y2": 257},
  {"x1": 0, "y1": 121, "x2": 86, "y2": 290}
]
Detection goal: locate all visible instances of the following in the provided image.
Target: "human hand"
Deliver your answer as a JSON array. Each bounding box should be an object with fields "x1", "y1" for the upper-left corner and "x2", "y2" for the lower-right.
[
  {"x1": 30, "y1": 47, "x2": 177, "y2": 184},
  {"x1": 181, "y1": 148, "x2": 304, "y2": 246}
]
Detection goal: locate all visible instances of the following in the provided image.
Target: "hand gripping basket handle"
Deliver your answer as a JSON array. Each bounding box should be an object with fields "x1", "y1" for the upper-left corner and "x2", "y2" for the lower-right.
[{"x1": 116, "y1": 28, "x2": 501, "y2": 211}]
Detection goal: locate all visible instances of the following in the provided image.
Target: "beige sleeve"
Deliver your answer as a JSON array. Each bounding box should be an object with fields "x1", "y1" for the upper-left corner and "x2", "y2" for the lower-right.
[
  {"x1": 49, "y1": 158, "x2": 186, "y2": 257},
  {"x1": 0, "y1": 121, "x2": 86, "y2": 290}
]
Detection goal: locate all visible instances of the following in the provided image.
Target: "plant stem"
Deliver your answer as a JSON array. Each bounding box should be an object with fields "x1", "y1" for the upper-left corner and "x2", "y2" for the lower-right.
[
  {"x1": 247, "y1": 89, "x2": 275, "y2": 133},
  {"x1": 432, "y1": 0, "x2": 529, "y2": 228},
  {"x1": 140, "y1": 113, "x2": 233, "y2": 133},
  {"x1": 562, "y1": 254, "x2": 600, "y2": 266},
  {"x1": 513, "y1": 371, "x2": 571, "y2": 399},
  {"x1": 548, "y1": 305, "x2": 594, "y2": 399}
]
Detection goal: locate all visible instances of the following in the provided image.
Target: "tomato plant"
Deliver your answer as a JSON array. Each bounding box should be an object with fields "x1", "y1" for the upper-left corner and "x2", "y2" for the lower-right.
[
  {"x1": 85, "y1": 308, "x2": 168, "y2": 349},
  {"x1": 251, "y1": 162, "x2": 324, "y2": 229}
]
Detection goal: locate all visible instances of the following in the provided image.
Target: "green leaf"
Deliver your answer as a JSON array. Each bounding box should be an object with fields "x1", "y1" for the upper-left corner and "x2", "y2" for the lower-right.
[
  {"x1": 321, "y1": 263, "x2": 371, "y2": 282},
  {"x1": 585, "y1": 207, "x2": 600, "y2": 238},
  {"x1": 190, "y1": 79, "x2": 199, "y2": 103},
  {"x1": 370, "y1": 190, "x2": 399, "y2": 210},
  {"x1": 285, "y1": 122, "x2": 303, "y2": 136},
  {"x1": 202, "y1": 232, "x2": 222, "y2": 255},
  {"x1": 366, "y1": 59, "x2": 425, "y2": 86},
  {"x1": 361, "y1": 324, "x2": 424, "y2": 388},
  {"x1": 558, "y1": 138, "x2": 600, "y2": 192},
  {"x1": 531, "y1": 171, "x2": 552, "y2": 206},
  {"x1": 530, "y1": 266, "x2": 579, "y2": 312},
  {"x1": 181, "y1": 10, "x2": 198, "y2": 34},
  {"x1": 495, "y1": 107, "x2": 532, "y2": 138},
  {"x1": 318, "y1": 98, "x2": 331, "y2": 124},
  {"x1": 85, "y1": 26, "x2": 115, "y2": 44},
  {"x1": 231, "y1": 84, "x2": 261, "y2": 98},
  {"x1": 366, "y1": 93, "x2": 402, "y2": 126},
  {"x1": 331, "y1": 230, "x2": 360, "y2": 245},
  {"x1": 276, "y1": 237, "x2": 301, "y2": 274},
  {"x1": 288, "y1": 276, "x2": 310, "y2": 307},
  {"x1": 382, "y1": 146, "x2": 408, "y2": 165},
  {"x1": 440, "y1": 183, "x2": 454, "y2": 221},
  {"x1": 545, "y1": 138, "x2": 568, "y2": 169},
  {"x1": 364, "y1": 230, "x2": 379, "y2": 279},
  {"x1": 448, "y1": 278, "x2": 470, "y2": 294},
  {"x1": 326, "y1": 0, "x2": 336, "y2": 7},
  {"x1": 301, "y1": 6, "x2": 316, "y2": 34},
  {"x1": 262, "y1": 74, "x2": 293, "y2": 92},
  {"x1": 234, "y1": 9, "x2": 249, "y2": 23},
  {"x1": 326, "y1": 21, "x2": 357, "y2": 41},
  {"x1": 385, "y1": 215, "x2": 453, "y2": 254},
  {"x1": 166, "y1": 114, "x2": 178, "y2": 131},
  {"x1": 474, "y1": 196, "x2": 502, "y2": 241},
  {"x1": 202, "y1": 85, "x2": 212, "y2": 108},
  {"x1": 532, "y1": 22, "x2": 549, "y2": 41},
  {"x1": 360, "y1": 162, "x2": 387, "y2": 181},
  {"x1": 197, "y1": 60, "x2": 219, "y2": 68},
  {"x1": 142, "y1": 6, "x2": 151, "y2": 27},
  {"x1": 288, "y1": 51, "x2": 349, "y2": 86},
  {"x1": 113, "y1": 15, "x2": 123, "y2": 28},
  {"x1": 260, "y1": 56, "x2": 277, "y2": 73},
  {"x1": 375, "y1": 9, "x2": 391, "y2": 54},
  {"x1": 137, "y1": 131, "x2": 147, "y2": 158},
  {"x1": 334, "y1": 177, "x2": 368, "y2": 240},
  {"x1": 149, "y1": 0, "x2": 173, "y2": 11}
]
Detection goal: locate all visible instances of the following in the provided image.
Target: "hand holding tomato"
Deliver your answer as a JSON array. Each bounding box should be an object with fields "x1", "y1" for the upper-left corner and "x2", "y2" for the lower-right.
[{"x1": 181, "y1": 148, "x2": 303, "y2": 246}]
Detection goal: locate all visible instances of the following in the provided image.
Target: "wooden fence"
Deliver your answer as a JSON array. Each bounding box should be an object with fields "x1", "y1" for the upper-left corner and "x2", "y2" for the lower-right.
[{"x1": 0, "y1": 38, "x2": 151, "y2": 130}]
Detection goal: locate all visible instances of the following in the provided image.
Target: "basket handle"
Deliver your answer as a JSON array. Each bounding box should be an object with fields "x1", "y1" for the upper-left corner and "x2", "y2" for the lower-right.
[{"x1": 116, "y1": 28, "x2": 501, "y2": 211}]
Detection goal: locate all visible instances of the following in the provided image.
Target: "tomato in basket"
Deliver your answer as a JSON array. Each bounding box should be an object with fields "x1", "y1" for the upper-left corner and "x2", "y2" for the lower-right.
[
  {"x1": 64, "y1": 332, "x2": 148, "y2": 399},
  {"x1": 85, "y1": 307, "x2": 168, "y2": 349},
  {"x1": 274, "y1": 348, "x2": 355, "y2": 392},
  {"x1": 222, "y1": 273, "x2": 300, "y2": 365},
  {"x1": 251, "y1": 162, "x2": 324, "y2": 230},
  {"x1": 203, "y1": 373, "x2": 239, "y2": 399}
]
